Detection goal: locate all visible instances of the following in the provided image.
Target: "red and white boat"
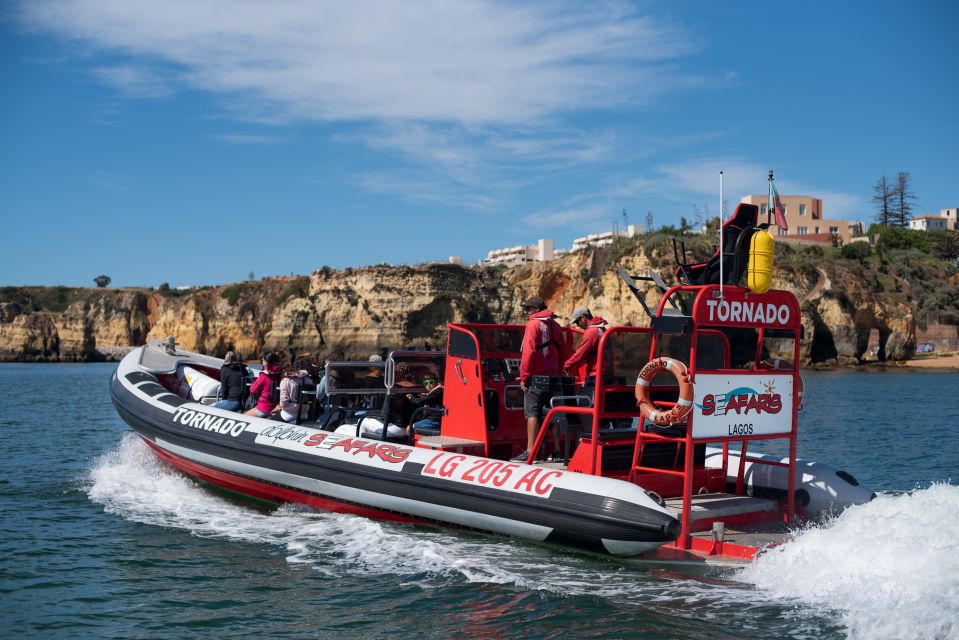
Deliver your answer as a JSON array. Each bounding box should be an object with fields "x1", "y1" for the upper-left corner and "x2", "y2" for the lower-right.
[{"x1": 110, "y1": 203, "x2": 873, "y2": 566}]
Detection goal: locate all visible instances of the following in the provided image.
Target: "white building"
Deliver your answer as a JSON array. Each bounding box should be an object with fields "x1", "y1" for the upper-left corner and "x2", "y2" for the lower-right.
[
  {"x1": 571, "y1": 224, "x2": 642, "y2": 252},
  {"x1": 484, "y1": 238, "x2": 555, "y2": 266},
  {"x1": 907, "y1": 215, "x2": 950, "y2": 231}
]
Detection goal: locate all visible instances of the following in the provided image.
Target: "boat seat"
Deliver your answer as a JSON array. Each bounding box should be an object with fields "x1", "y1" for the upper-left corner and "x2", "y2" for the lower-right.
[
  {"x1": 677, "y1": 203, "x2": 759, "y2": 286},
  {"x1": 585, "y1": 426, "x2": 640, "y2": 442}
]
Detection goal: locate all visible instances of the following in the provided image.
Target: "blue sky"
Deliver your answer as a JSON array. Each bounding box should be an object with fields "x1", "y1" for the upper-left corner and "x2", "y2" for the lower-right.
[{"x1": 1, "y1": 1, "x2": 957, "y2": 288}]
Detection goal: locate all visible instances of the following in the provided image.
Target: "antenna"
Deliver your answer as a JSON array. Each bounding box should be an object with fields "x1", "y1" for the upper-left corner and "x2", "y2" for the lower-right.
[{"x1": 719, "y1": 170, "x2": 725, "y2": 300}]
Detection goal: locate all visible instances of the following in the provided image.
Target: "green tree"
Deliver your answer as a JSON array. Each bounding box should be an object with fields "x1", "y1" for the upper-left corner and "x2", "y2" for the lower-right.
[
  {"x1": 872, "y1": 175, "x2": 894, "y2": 227},
  {"x1": 93, "y1": 275, "x2": 111, "y2": 288},
  {"x1": 931, "y1": 231, "x2": 959, "y2": 261},
  {"x1": 892, "y1": 171, "x2": 917, "y2": 227}
]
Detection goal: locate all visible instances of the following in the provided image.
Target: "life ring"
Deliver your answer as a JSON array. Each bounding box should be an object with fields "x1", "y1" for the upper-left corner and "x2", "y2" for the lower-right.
[
  {"x1": 759, "y1": 358, "x2": 805, "y2": 410},
  {"x1": 634, "y1": 358, "x2": 694, "y2": 426}
]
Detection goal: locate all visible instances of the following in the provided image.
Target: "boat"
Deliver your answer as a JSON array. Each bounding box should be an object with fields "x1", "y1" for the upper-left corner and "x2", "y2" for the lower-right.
[{"x1": 110, "y1": 202, "x2": 874, "y2": 566}]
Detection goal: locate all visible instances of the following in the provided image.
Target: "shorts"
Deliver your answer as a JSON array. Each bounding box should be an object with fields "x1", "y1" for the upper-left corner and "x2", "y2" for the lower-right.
[
  {"x1": 253, "y1": 409, "x2": 272, "y2": 418},
  {"x1": 524, "y1": 387, "x2": 557, "y2": 419}
]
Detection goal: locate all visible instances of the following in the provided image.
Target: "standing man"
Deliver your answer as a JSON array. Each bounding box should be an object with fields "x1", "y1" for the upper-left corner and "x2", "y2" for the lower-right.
[
  {"x1": 564, "y1": 307, "x2": 608, "y2": 406},
  {"x1": 513, "y1": 295, "x2": 570, "y2": 462}
]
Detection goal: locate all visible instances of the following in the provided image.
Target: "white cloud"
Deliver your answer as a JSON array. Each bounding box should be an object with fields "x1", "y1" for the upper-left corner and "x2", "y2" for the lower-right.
[
  {"x1": 530, "y1": 157, "x2": 868, "y2": 232},
  {"x1": 342, "y1": 121, "x2": 616, "y2": 206},
  {"x1": 214, "y1": 133, "x2": 285, "y2": 145},
  {"x1": 17, "y1": 1, "x2": 740, "y2": 212},
  {"x1": 817, "y1": 191, "x2": 866, "y2": 218},
  {"x1": 352, "y1": 170, "x2": 502, "y2": 211},
  {"x1": 18, "y1": 0, "x2": 696, "y2": 126},
  {"x1": 522, "y1": 202, "x2": 620, "y2": 231},
  {"x1": 91, "y1": 64, "x2": 173, "y2": 98}
]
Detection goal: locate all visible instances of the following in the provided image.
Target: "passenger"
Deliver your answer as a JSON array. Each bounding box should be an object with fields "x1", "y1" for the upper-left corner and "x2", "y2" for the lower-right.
[
  {"x1": 405, "y1": 375, "x2": 445, "y2": 435},
  {"x1": 394, "y1": 363, "x2": 417, "y2": 388},
  {"x1": 563, "y1": 307, "x2": 608, "y2": 406},
  {"x1": 365, "y1": 354, "x2": 384, "y2": 388},
  {"x1": 244, "y1": 351, "x2": 283, "y2": 418},
  {"x1": 278, "y1": 357, "x2": 315, "y2": 423},
  {"x1": 316, "y1": 348, "x2": 345, "y2": 407},
  {"x1": 513, "y1": 295, "x2": 571, "y2": 462},
  {"x1": 213, "y1": 350, "x2": 248, "y2": 412},
  {"x1": 298, "y1": 352, "x2": 322, "y2": 382}
]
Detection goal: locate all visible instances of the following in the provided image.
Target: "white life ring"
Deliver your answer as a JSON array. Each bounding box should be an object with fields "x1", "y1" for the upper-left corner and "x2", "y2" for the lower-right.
[{"x1": 634, "y1": 358, "x2": 694, "y2": 426}]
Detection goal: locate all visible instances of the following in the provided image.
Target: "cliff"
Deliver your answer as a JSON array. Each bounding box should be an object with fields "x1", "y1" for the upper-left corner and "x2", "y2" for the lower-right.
[{"x1": 1, "y1": 235, "x2": 956, "y2": 365}]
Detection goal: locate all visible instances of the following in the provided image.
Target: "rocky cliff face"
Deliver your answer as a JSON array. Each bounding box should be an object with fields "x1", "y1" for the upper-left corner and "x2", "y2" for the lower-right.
[{"x1": 0, "y1": 245, "x2": 926, "y2": 364}]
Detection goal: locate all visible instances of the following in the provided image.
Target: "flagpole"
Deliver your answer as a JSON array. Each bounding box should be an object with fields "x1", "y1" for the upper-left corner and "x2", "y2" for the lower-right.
[
  {"x1": 719, "y1": 170, "x2": 724, "y2": 299},
  {"x1": 767, "y1": 170, "x2": 774, "y2": 227}
]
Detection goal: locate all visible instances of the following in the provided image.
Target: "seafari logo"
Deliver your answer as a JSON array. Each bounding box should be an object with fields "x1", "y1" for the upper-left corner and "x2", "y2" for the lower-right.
[
  {"x1": 171, "y1": 407, "x2": 248, "y2": 437},
  {"x1": 697, "y1": 381, "x2": 783, "y2": 417}
]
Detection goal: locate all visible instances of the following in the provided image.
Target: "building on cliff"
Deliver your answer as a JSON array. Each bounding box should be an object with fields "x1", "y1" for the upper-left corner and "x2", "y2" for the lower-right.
[
  {"x1": 484, "y1": 239, "x2": 555, "y2": 266},
  {"x1": 908, "y1": 215, "x2": 950, "y2": 231},
  {"x1": 571, "y1": 225, "x2": 643, "y2": 251},
  {"x1": 908, "y1": 209, "x2": 958, "y2": 231},
  {"x1": 740, "y1": 194, "x2": 864, "y2": 245},
  {"x1": 483, "y1": 225, "x2": 643, "y2": 266},
  {"x1": 941, "y1": 208, "x2": 958, "y2": 230}
]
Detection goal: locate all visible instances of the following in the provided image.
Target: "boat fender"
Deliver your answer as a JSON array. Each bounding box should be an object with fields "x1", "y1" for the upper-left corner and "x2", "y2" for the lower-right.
[
  {"x1": 634, "y1": 358, "x2": 694, "y2": 426},
  {"x1": 759, "y1": 358, "x2": 805, "y2": 410}
]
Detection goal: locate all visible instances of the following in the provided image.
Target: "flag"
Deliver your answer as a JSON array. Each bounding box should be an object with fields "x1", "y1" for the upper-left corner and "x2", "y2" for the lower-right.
[{"x1": 769, "y1": 178, "x2": 788, "y2": 231}]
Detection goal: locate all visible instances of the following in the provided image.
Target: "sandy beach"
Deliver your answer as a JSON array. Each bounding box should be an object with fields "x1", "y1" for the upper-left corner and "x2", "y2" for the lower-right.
[{"x1": 902, "y1": 354, "x2": 959, "y2": 369}]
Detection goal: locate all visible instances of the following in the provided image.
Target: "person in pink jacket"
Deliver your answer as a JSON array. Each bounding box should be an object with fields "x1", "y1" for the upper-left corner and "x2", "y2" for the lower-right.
[
  {"x1": 514, "y1": 295, "x2": 570, "y2": 462},
  {"x1": 245, "y1": 351, "x2": 283, "y2": 418}
]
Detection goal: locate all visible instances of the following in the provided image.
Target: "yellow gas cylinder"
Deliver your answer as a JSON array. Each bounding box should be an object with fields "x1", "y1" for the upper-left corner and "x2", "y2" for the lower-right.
[{"x1": 747, "y1": 229, "x2": 775, "y2": 293}]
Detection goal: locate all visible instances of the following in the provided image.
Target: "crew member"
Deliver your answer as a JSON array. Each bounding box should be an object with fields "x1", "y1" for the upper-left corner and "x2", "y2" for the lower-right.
[
  {"x1": 513, "y1": 295, "x2": 570, "y2": 462},
  {"x1": 563, "y1": 307, "x2": 608, "y2": 406}
]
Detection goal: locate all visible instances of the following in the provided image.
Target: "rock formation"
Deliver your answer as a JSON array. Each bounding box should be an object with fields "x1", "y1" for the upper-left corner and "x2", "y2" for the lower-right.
[{"x1": 0, "y1": 244, "x2": 932, "y2": 365}]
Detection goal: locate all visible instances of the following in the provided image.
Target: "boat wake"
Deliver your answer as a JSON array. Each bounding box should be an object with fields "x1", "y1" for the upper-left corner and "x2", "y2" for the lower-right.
[
  {"x1": 738, "y1": 484, "x2": 959, "y2": 640},
  {"x1": 89, "y1": 435, "x2": 957, "y2": 638}
]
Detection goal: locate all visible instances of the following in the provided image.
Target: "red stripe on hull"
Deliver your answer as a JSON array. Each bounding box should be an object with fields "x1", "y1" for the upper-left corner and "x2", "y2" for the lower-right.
[{"x1": 142, "y1": 437, "x2": 424, "y2": 525}]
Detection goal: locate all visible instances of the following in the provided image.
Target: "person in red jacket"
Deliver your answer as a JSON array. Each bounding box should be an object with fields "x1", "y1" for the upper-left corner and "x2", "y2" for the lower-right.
[
  {"x1": 514, "y1": 295, "x2": 571, "y2": 462},
  {"x1": 564, "y1": 307, "x2": 608, "y2": 406}
]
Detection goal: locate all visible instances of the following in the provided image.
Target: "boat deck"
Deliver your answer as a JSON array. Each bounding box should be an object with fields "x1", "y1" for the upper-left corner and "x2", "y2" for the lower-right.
[
  {"x1": 664, "y1": 492, "x2": 778, "y2": 521},
  {"x1": 139, "y1": 344, "x2": 224, "y2": 374},
  {"x1": 688, "y1": 520, "x2": 791, "y2": 549}
]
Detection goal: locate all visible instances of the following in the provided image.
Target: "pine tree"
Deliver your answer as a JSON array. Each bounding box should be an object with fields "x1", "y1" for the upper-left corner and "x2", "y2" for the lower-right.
[
  {"x1": 872, "y1": 176, "x2": 894, "y2": 227},
  {"x1": 892, "y1": 171, "x2": 917, "y2": 227}
]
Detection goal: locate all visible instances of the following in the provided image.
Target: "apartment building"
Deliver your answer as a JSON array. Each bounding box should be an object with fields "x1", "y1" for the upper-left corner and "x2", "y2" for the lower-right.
[
  {"x1": 484, "y1": 239, "x2": 555, "y2": 266},
  {"x1": 740, "y1": 194, "x2": 863, "y2": 244},
  {"x1": 571, "y1": 224, "x2": 642, "y2": 251}
]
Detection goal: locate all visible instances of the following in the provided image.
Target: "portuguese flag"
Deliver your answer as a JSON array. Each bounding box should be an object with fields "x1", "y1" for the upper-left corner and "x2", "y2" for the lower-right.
[{"x1": 768, "y1": 178, "x2": 788, "y2": 231}]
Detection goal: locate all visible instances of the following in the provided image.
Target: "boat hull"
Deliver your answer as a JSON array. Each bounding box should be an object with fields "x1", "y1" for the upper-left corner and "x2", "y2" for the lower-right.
[
  {"x1": 704, "y1": 446, "x2": 875, "y2": 516},
  {"x1": 111, "y1": 347, "x2": 680, "y2": 556}
]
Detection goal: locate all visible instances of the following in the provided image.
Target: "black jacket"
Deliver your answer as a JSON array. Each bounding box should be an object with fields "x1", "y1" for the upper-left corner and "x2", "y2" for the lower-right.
[{"x1": 220, "y1": 362, "x2": 248, "y2": 403}]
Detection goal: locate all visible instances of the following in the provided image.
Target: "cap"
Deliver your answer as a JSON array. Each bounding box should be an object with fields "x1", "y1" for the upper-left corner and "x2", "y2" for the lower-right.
[
  {"x1": 520, "y1": 295, "x2": 545, "y2": 310},
  {"x1": 569, "y1": 306, "x2": 591, "y2": 324}
]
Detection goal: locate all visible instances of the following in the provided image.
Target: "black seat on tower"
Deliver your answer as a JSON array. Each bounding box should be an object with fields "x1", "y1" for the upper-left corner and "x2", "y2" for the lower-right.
[{"x1": 677, "y1": 204, "x2": 759, "y2": 286}]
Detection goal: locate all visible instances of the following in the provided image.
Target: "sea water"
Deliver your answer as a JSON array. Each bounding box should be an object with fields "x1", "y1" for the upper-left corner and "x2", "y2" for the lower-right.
[{"x1": 0, "y1": 364, "x2": 957, "y2": 639}]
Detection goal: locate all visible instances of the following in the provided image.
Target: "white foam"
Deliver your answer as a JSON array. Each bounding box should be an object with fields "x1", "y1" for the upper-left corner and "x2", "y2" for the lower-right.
[
  {"x1": 89, "y1": 435, "x2": 959, "y2": 637},
  {"x1": 737, "y1": 484, "x2": 959, "y2": 639},
  {"x1": 87, "y1": 434, "x2": 530, "y2": 584}
]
